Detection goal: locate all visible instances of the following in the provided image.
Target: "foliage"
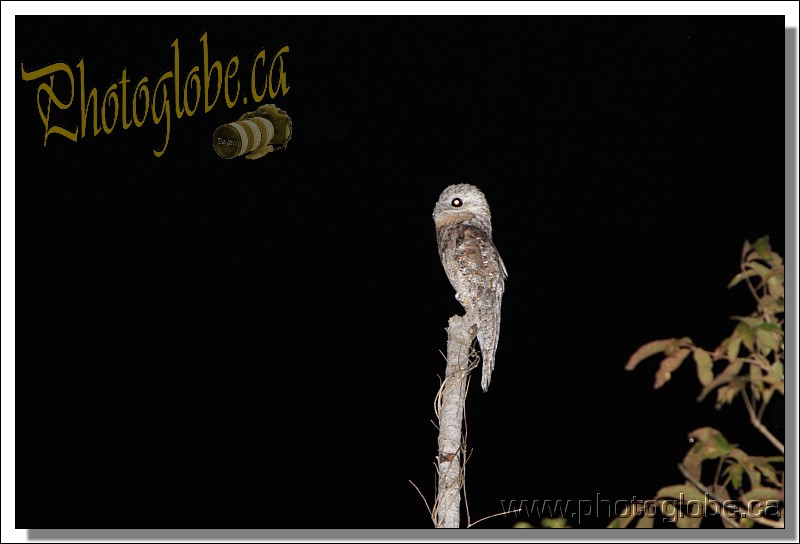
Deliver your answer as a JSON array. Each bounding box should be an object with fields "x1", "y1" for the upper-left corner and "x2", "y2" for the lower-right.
[
  {"x1": 513, "y1": 518, "x2": 570, "y2": 529},
  {"x1": 610, "y1": 237, "x2": 784, "y2": 528}
]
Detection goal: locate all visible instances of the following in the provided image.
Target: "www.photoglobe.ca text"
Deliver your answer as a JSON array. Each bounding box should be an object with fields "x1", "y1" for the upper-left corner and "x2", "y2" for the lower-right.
[{"x1": 500, "y1": 493, "x2": 782, "y2": 525}]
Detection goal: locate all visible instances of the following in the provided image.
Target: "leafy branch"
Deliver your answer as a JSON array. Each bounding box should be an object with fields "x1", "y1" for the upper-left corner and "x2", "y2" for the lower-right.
[{"x1": 611, "y1": 237, "x2": 784, "y2": 529}]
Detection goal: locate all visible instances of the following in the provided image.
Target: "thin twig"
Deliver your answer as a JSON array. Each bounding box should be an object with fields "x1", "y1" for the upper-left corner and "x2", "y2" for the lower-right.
[
  {"x1": 677, "y1": 463, "x2": 739, "y2": 516},
  {"x1": 678, "y1": 463, "x2": 784, "y2": 528},
  {"x1": 742, "y1": 355, "x2": 771, "y2": 371},
  {"x1": 433, "y1": 377, "x2": 445, "y2": 420},
  {"x1": 743, "y1": 274, "x2": 760, "y2": 304},
  {"x1": 741, "y1": 390, "x2": 784, "y2": 454},
  {"x1": 757, "y1": 394, "x2": 768, "y2": 421},
  {"x1": 718, "y1": 462, "x2": 733, "y2": 492},
  {"x1": 713, "y1": 457, "x2": 725, "y2": 497},
  {"x1": 409, "y1": 480, "x2": 433, "y2": 520},
  {"x1": 677, "y1": 463, "x2": 744, "y2": 527},
  {"x1": 467, "y1": 508, "x2": 523, "y2": 528}
]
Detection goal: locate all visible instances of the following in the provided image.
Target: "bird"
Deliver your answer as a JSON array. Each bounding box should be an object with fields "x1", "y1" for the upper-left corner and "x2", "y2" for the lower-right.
[{"x1": 433, "y1": 184, "x2": 508, "y2": 392}]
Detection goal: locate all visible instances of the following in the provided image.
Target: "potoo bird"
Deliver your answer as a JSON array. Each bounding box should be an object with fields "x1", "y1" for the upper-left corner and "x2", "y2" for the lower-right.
[{"x1": 433, "y1": 184, "x2": 508, "y2": 392}]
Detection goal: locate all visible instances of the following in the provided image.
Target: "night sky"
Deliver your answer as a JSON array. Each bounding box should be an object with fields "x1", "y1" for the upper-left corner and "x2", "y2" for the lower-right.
[{"x1": 16, "y1": 16, "x2": 785, "y2": 529}]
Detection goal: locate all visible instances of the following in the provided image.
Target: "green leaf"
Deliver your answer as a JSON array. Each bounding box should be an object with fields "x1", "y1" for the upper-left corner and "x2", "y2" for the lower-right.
[
  {"x1": 740, "y1": 239, "x2": 752, "y2": 260},
  {"x1": 697, "y1": 358, "x2": 743, "y2": 402},
  {"x1": 693, "y1": 349, "x2": 714, "y2": 386},
  {"x1": 654, "y1": 348, "x2": 691, "y2": 389},
  {"x1": 756, "y1": 328, "x2": 779, "y2": 354},
  {"x1": 767, "y1": 362, "x2": 784, "y2": 382},
  {"x1": 608, "y1": 504, "x2": 639, "y2": 528},
  {"x1": 625, "y1": 339, "x2": 677, "y2": 371},
  {"x1": 715, "y1": 384, "x2": 739, "y2": 408},
  {"x1": 635, "y1": 515, "x2": 654, "y2": 528},
  {"x1": 759, "y1": 455, "x2": 785, "y2": 463},
  {"x1": 758, "y1": 295, "x2": 784, "y2": 314},
  {"x1": 749, "y1": 365, "x2": 764, "y2": 401},
  {"x1": 654, "y1": 485, "x2": 706, "y2": 528},
  {"x1": 744, "y1": 261, "x2": 771, "y2": 278},
  {"x1": 665, "y1": 338, "x2": 693, "y2": 356},
  {"x1": 686, "y1": 427, "x2": 735, "y2": 460},
  {"x1": 726, "y1": 336, "x2": 742, "y2": 360},
  {"x1": 731, "y1": 316, "x2": 760, "y2": 327},
  {"x1": 767, "y1": 275, "x2": 784, "y2": 298},
  {"x1": 754, "y1": 322, "x2": 783, "y2": 334},
  {"x1": 728, "y1": 269, "x2": 759, "y2": 289},
  {"x1": 751, "y1": 236, "x2": 771, "y2": 257},
  {"x1": 682, "y1": 427, "x2": 735, "y2": 483},
  {"x1": 752, "y1": 352, "x2": 771, "y2": 368},
  {"x1": 729, "y1": 320, "x2": 757, "y2": 352},
  {"x1": 541, "y1": 517, "x2": 570, "y2": 528},
  {"x1": 749, "y1": 362, "x2": 764, "y2": 380},
  {"x1": 728, "y1": 448, "x2": 762, "y2": 489},
  {"x1": 724, "y1": 462, "x2": 744, "y2": 489},
  {"x1": 753, "y1": 459, "x2": 781, "y2": 486},
  {"x1": 712, "y1": 432, "x2": 735, "y2": 455}
]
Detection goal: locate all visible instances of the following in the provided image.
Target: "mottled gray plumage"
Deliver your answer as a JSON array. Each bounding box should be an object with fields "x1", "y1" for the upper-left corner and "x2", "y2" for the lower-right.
[{"x1": 433, "y1": 184, "x2": 507, "y2": 392}]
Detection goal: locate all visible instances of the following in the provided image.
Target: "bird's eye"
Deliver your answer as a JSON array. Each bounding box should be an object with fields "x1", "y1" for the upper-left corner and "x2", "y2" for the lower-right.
[{"x1": 451, "y1": 198, "x2": 463, "y2": 208}]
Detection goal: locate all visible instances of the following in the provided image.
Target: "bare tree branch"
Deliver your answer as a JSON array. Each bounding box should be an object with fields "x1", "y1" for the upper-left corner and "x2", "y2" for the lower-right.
[
  {"x1": 433, "y1": 314, "x2": 476, "y2": 528},
  {"x1": 468, "y1": 508, "x2": 523, "y2": 528},
  {"x1": 408, "y1": 480, "x2": 433, "y2": 523},
  {"x1": 741, "y1": 390, "x2": 784, "y2": 454}
]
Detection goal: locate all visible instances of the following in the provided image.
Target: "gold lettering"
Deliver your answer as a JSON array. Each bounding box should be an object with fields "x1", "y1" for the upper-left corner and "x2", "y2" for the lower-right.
[
  {"x1": 201, "y1": 32, "x2": 222, "y2": 113},
  {"x1": 152, "y1": 72, "x2": 172, "y2": 157},
  {"x1": 225, "y1": 56, "x2": 240, "y2": 108},
  {"x1": 101, "y1": 83, "x2": 119, "y2": 134},
  {"x1": 120, "y1": 69, "x2": 132, "y2": 130},
  {"x1": 269, "y1": 46, "x2": 290, "y2": 98},
  {"x1": 183, "y1": 66, "x2": 201, "y2": 117},
  {"x1": 20, "y1": 34, "x2": 288, "y2": 157},
  {"x1": 172, "y1": 38, "x2": 184, "y2": 119},
  {"x1": 19, "y1": 62, "x2": 78, "y2": 145},
  {"x1": 77, "y1": 59, "x2": 101, "y2": 138},
  {"x1": 251, "y1": 49, "x2": 266, "y2": 103},
  {"x1": 133, "y1": 76, "x2": 150, "y2": 128}
]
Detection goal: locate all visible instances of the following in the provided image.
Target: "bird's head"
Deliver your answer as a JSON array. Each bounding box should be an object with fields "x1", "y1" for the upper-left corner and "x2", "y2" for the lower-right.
[{"x1": 432, "y1": 183, "x2": 493, "y2": 233}]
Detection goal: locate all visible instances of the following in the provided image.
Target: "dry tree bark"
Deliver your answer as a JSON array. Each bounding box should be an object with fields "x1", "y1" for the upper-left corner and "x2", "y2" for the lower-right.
[{"x1": 433, "y1": 314, "x2": 478, "y2": 528}]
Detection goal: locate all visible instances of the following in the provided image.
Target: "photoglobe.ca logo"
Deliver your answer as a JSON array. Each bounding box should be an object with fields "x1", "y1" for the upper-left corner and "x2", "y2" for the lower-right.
[
  {"x1": 500, "y1": 493, "x2": 782, "y2": 526},
  {"x1": 19, "y1": 32, "x2": 290, "y2": 157}
]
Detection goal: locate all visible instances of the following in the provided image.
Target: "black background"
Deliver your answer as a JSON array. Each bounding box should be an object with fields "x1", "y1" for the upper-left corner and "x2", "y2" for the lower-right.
[{"x1": 16, "y1": 16, "x2": 785, "y2": 528}]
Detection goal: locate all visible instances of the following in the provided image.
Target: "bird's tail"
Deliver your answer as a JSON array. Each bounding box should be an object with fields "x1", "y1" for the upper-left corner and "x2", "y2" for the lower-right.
[
  {"x1": 480, "y1": 350, "x2": 494, "y2": 392},
  {"x1": 476, "y1": 301, "x2": 501, "y2": 392}
]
